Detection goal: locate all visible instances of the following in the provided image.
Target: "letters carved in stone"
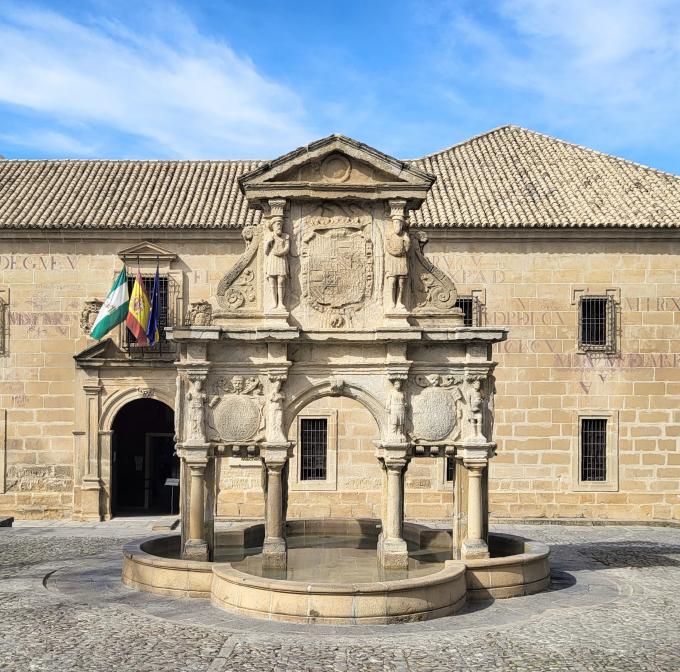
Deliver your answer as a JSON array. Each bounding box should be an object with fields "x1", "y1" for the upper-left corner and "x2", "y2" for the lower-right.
[
  {"x1": 211, "y1": 375, "x2": 264, "y2": 443},
  {"x1": 300, "y1": 215, "x2": 373, "y2": 322}
]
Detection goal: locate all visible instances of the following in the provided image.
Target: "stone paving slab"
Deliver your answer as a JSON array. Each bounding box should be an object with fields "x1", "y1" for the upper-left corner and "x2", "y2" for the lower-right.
[{"x1": 0, "y1": 523, "x2": 679, "y2": 671}]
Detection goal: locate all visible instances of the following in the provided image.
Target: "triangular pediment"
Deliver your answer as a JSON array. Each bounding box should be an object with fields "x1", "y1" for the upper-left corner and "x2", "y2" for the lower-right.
[
  {"x1": 118, "y1": 241, "x2": 177, "y2": 262},
  {"x1": 74, "y1": 338, "x2": 125, "y2": 365},
  {"x1": 239, "y1": 135, "x2": 435, "y2": 205}
]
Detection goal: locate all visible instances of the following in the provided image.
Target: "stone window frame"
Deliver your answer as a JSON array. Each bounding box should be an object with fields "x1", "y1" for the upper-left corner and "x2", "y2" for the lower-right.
[
  {"x1": 289, "y1": 408, "x2": 338, "y2": 492},
  {"x1": 116, "y1": 244, "x2": 183, "y2": 353},
  {"x1": 455, "y1": 287, "x2": 486, "y2": 327},
  {"x1": 572, "y1": 410, "x2": 619, "y2": 492},
  {"x1": 435, "y1": 452, "x2": 455, "y2": 491},
  {"x1": 572, "y1": 287, "x2": 620, "y2": 356}
]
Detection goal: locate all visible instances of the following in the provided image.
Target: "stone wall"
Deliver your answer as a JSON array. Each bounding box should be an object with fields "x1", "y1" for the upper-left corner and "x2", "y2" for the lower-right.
[
  {"x1": 430, "y1": 234, "x2": 680, "y2": 522},
  {"x1": 0, "y1": 232, "x2": 678, "y2": 522}
]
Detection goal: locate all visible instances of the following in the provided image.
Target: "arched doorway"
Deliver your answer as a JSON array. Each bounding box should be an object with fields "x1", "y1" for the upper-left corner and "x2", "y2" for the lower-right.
[{"x1": 111, "y1": 398, "x2": 178, "y2": 516}]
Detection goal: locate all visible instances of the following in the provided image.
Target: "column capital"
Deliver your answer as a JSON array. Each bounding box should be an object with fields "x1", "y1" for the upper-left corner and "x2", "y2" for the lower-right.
[
  {"x1": 456, "y1": 442, "x2": 496, "y2": 469},
  {"x1": 262, "y1": 440, "x2": 293, "y2": 468}
]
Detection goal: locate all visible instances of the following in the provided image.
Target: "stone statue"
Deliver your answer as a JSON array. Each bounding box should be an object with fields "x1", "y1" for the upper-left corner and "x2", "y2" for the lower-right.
[
  {"x1": 266, "y1": 377, "x2": 287, "y2": 443},
  {"x1": 388, "y1": 378, "x2": 407, "y2": 443},
  {"x1": 384, "y1": 215, "x2": 411, "y2": 310},
  {"x1": 186, "y1": 377, "x2": 207, "y2": 442},
  {"x1": 264, "y1": 218, "x2": 290, "y2": 310},
  {"x1": 464, "y1": 376, "x2": 485, "y2": 442}
]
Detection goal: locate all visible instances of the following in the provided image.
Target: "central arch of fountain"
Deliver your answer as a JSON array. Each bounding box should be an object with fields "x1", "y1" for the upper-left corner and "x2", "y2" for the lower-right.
[{"x1": 122, "y1": 135, "x2": 550, "y2": 624}]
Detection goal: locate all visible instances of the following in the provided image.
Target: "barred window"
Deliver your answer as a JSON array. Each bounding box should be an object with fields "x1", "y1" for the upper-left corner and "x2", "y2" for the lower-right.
[
  {"x1": 446, "y1": 455, "x2": 454, "y2": 482},
  {"x1": 579, "y1": 296, "x2": 615, "y2": 352},
  {"x1": 455, "y1": 296, "x2": 481, "y2": 327},
  {"x1": 125, "y1": 275, "x2": 169, "y2": 350},
  {"x1": 300, "y1": 418, "x2": 327, "y2": 481},
  {"x1": 581, "y1": 418, "x2": 607, "y2": 482}
]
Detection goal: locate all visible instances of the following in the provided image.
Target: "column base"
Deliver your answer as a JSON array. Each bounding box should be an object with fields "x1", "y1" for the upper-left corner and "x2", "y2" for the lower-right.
[
  {"x1": 182, "y1": 539, "x2": 209, "y2": 562},
  {"x1": 262, "y1": 537, "x2": 287, "y2": 570},
  {"x1": 378, "y1": 536, "x2": 409, "y2": 570},
  {"x1": 80, "y1": 476, "x2": 103, "y2": 522},
  {"x1": 461, "y1": 539, "x2": 490, "y2": 560}
]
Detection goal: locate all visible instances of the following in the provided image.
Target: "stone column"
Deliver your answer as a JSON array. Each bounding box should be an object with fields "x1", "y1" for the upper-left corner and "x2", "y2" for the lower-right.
[
  {"x1": 379, "y1": 456, "x2": 409, "y2": 570},
  {"x1": 80, "y1": 383, "x2": 103, "y2": 522},
  {"x1": 459, "y1": 444, "x2": 495, "y2": 560},
  {"x1": 262, "y1": 449, "x2": 289, "y2": 570},
  {"x1": 183, "y1": 457, "x2": 209, "y2": 561}
]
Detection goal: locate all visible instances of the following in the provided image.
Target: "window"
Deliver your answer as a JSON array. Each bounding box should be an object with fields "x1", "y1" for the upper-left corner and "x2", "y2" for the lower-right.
[
  {"x1": 573, "y1": 412, "x2": 618, "y2": 492},
  {"x1": 580, "y1": 418, "x2": 607, "y2": 482},
  {"x1": 125, "y1": 274, "x2": 169, "y2": 351},
  {"x1": 300, "y1": 418, "x2": 327, "y2": 481},
  {"x1": 578, "y1": 295, "x2": 616, "y2": 353},
  {"x1": 446, "y1": 455, "x2": 455, "y2": 482},
  {"x1": 455, "y1": 296, "x2": 481, "y2": 327}
]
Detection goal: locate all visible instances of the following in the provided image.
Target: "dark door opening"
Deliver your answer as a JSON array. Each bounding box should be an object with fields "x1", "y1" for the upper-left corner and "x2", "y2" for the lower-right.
[{"x1": 111, "y1": 398, "x2": 179, "y2": 516}]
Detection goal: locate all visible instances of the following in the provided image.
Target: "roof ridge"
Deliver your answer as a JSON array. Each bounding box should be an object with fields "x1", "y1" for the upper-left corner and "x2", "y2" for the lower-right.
[
  {"x1": 0, "y1": 158, "x2": 266, "y2": 165},
  {"x1": 409, "y1": 125, "x2": 517, "y2": 161},
  {"x1": 417, "y1": 124, "x2": 680, "y2": 180}
]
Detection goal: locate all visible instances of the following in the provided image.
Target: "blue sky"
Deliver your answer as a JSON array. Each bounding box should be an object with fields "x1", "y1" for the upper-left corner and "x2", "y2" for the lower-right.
[{"x1": 0, "y1": 0, "x2": 679, "y2": 173}]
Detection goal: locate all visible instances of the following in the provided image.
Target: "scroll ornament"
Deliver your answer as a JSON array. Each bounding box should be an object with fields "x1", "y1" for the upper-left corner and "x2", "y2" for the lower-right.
[
  {"x1": 409, "y1": 231, "x2": 458, "y2": 312},
  {"x1": 216, "y1": 226, "x2": 261, "y2": 310}
]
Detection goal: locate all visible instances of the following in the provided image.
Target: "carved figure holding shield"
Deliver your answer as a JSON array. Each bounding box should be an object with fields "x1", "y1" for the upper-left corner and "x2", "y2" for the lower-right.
[
  {"x1": 385, "y1": 215, "x2": 411, "y2": 310},
  {"x1": 264, "y1": 218, "x2": 290, "y2": 310}
]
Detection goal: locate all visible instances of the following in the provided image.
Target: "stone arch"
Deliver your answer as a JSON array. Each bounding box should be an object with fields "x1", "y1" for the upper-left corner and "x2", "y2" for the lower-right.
[
  {"x1": 283, "y1": 380, "x2": 387, "y2": 438},
  {"x1": 100, "y1": 386, "x2": 175, "y2": 432}
]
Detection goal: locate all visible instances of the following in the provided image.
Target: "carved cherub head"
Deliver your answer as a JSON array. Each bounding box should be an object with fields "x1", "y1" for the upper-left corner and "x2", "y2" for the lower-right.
[{"x1": 231, "y1": 375, "x2": 244, "y2": 394}]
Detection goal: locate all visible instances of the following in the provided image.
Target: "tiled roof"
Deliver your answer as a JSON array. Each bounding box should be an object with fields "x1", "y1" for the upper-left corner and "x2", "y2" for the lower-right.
[
  {"x1": 0, "y1": 159, "x2": 263, "y2": 229},
  {"x1": 0, "y1": 126, "x2": 678, "y2": 229},
  {"x1": 411, "y1": 126, "x2": 680, "y2": 228}
]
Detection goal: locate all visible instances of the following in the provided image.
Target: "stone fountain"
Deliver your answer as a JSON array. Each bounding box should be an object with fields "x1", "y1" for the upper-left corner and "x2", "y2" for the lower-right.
[{"x1": 122, "y1": 136, "x2": 550, "y2": 624}]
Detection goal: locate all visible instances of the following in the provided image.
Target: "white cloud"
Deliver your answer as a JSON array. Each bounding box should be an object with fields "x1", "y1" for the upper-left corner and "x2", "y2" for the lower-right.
[
  {"x1": 0, "y1": 4, "x2": 313, "y2": 158},
  {"x1": 433, "y1": 0, "x2": 680, "y2": 155}
]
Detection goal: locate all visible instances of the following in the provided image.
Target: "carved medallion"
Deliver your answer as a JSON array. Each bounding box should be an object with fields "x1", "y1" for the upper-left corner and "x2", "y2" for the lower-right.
[
  {"x1": 320, "y1": 154, "x2": 352, "y2": 182},
  {"x1": 301, "y1": 216, "x2": 373, "y2": 316},
  {"x1": 410, "y1": 375, "x2": 463, "y2": 442},
  {"x1": 210, "y1": 375, "x2": 264, "y2": 442},
  {"x1": 214, "y1": 396, "x2": 261, "y2": 442}
]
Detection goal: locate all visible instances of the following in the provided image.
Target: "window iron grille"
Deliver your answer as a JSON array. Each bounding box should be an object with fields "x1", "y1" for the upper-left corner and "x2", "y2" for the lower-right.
[
  {"x1": 446, "y1": 455, "x2": 454, "y2": 482},
  {"x1": 579, "y1": 295, "x2": 616, "y2": 353},
  {"x1": 455, "y1": 296, "x2": 481, "y2": 327},
  {"x1": 124, "y1": 274, "x2": 174, "y2": 356},
  {"x1": 300, "y1": 418, "x2": 328, "y2": 481},
  {"x1": 581, "y1": 418, "x2": 607, "y2": 482}
]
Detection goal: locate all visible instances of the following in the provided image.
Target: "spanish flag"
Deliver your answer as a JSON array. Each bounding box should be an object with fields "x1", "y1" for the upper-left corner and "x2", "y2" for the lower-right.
[{"x1": 125, "y1": 270, "x2": 150, "y2": 346}]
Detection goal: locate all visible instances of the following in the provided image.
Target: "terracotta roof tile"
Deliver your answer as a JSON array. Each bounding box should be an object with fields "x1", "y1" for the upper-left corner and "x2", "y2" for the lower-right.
[{"x1": 0, "y1": 126, "x2": 678, "y2": 229}]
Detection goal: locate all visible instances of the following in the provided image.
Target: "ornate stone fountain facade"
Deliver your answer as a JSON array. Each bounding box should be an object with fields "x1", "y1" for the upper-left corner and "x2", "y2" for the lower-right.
[{"x1": 170, "y1": 136, "x2": 506, "y2": 569}]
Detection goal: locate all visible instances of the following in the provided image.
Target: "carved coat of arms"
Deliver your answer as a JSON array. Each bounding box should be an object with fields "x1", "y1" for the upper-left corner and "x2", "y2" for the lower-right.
[{"x1": 301, "y1": 216, "x2": 373, "y2": 316}]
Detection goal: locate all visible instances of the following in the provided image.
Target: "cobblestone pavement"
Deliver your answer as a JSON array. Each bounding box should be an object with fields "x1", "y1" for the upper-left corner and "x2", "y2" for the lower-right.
[{"x1": 1, "y1": 521, "x2": 679, "y2": 671}]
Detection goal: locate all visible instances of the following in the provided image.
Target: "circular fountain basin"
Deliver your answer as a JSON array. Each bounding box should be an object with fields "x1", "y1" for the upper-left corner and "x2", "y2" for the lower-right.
[{"x1": 122, "y1": 519, "x2": 550, "y2": 624}]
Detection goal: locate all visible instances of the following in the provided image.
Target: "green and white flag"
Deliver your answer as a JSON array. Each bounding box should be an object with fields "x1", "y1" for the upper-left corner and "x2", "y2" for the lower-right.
[{"x1": 90, "y1": 268, "x2": 129, "y2": 340}]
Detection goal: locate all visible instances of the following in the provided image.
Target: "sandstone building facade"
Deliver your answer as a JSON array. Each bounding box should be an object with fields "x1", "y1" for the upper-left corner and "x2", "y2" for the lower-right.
[{"x1": 0, "y1": 125, "x2": 678, "y2": 524}]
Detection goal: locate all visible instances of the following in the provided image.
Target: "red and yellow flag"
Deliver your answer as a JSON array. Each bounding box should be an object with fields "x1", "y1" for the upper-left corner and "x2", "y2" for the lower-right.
[{"x1": 125, "y1": 270, "x2": 151, "y2": 346}]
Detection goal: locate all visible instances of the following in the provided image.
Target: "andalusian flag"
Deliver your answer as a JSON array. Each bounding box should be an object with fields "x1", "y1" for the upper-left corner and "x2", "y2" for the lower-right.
[
  {"x1": 147, "y1": 265, "x2": 161, "y2": 346},
  {"x1": 126, "y1": 270, "x2": 151, "y2": 346},
  {"x1": 90, "y1": 268, "x2": 129, "y2": 340}
]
